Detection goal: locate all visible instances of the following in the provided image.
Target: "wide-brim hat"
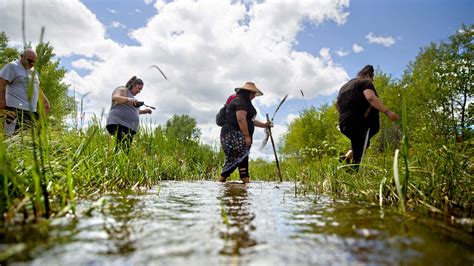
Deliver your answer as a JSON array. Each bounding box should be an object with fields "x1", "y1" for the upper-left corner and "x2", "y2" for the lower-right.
[{"x1": 235, "y1": 82, "x2": 263, "y2": 96}]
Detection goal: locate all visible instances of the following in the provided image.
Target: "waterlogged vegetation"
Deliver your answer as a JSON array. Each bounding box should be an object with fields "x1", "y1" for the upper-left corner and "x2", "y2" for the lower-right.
[{"x1": 0, "y1": 24, "x2": 472, "y2": 263}]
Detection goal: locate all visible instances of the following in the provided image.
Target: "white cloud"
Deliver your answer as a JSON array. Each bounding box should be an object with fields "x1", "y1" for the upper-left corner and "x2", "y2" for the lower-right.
[
  {"x1": 144, "y1": 0, "x2": 154, "y2": 4},
  {"x1": 107, "y1": 8, "x2": 116, "y2": 14},
  {"x1": 366, "y1": 32, "x2": 396, "y2": 47},
  {"x1": 110, "y1": 21, "x2": 126, "y2": 29},
  {"x1": 286, "y1": 114, "x2": 298, "y2": 124},
  {"x1": 335, "y1": 48, "x2": 350, "y2": 57},
  {"x1": 136, "y1": 9, "x2": 142, "y2": 13},
  {"x1": 352, "y1": 43, "x2": 364, "y2": 53},
  {"x1": 71, "y1": 58, "x2": 97, "y2": 71},
  {"x1": 1, "y1": 0, "x2": 351, "y2": 159},
  {"x1": 0, "y1": 0, "x2": 121, "y2": 58}
]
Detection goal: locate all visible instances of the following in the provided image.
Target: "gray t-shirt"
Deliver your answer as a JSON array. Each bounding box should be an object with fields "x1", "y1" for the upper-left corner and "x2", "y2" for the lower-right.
[
  {"x1": 106, "y1": 86, "x2": 140, "y2": 132},
  {"x1": 0, "y1": 60, "x2": 40, "y2": 112}
]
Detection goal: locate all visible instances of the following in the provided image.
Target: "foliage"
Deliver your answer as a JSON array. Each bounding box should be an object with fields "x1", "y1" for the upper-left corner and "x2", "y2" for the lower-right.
[
  {"x1": 400, "y1": 24, "x2": 473, "y2": 144},
  {"x1": 164, "y1": 114, "x2": 201, "y2": 142},
  {"x1": 0, "y1": 119, "x2": 223, "y2": 224},
  {"x1": 282, "y1": 104, "x2": 348, "y2": 160},
  {"x1": 278, "y1": 24, "x2": 473, "y2": 216},
  {"x1": 0, "y1": 33, "x2": 19, "y2": 66}
]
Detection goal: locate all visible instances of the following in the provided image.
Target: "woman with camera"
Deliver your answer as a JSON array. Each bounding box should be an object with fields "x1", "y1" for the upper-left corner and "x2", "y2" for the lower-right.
[{"x1": 106, "y1": 76, "x2": 152, "y2": 152}]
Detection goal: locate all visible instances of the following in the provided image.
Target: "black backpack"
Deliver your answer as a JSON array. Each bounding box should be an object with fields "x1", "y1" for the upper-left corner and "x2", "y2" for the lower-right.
[{"x1": 216, "y1": 104, "x2": 227, "y2": 126}]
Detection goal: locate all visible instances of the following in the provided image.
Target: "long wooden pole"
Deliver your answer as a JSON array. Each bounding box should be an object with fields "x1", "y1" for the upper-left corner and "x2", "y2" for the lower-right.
[{"x1": 266, "y1": 113, "x2": 282, "y2": 182}]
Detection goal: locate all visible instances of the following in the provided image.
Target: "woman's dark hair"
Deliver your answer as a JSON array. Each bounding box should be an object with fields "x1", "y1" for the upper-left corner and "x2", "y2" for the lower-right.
[
  {"x1": 126, "y1": 76, "x2": 144, "y2": 90},
  {"x1": 357, "y1": 65, "x2": 374, "y2": 79}
]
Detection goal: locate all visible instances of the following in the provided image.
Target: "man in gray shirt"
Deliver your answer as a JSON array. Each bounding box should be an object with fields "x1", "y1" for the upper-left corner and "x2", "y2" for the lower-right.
[{"x1": 0, "y1": 48, "x2": 50, "y2": 133}]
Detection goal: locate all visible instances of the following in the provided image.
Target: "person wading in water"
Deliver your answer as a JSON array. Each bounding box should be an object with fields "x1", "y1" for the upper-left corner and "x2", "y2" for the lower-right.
[
  {"x1": 337, "y1": 65, "x2": 399, "y2": 169},
  {"x1": 219, "y1": 82, "x2": 271, "y2": 183}
]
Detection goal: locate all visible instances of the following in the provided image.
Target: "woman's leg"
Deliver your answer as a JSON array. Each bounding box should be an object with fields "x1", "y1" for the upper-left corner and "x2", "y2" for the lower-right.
[
  {"x1": 107, "y1": 124, "x2": 134, "y2": 153},
  {"x1": 238, "y1": 155, "x2": 250, "y2": 183},
  {"x1": 350, "y1": 129, "x2": 368, "y2": 166}
]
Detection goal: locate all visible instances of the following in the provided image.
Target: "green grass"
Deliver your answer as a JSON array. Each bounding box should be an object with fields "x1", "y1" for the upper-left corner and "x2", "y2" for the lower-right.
[{"x1": 1, "y1": 112, "x2": 472, "y2": 225}]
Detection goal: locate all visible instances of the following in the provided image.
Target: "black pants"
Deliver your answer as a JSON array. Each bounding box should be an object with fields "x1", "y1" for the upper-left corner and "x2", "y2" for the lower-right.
[
  {"x1": 106, "y1": 124, "x2": 136, "y2": 152},
  {"x1": 5, "y1": 106, "x2": 39, "y2": 132},
  {"x1": 342, "y1": 127, "x2": 373, "y2": 165}
]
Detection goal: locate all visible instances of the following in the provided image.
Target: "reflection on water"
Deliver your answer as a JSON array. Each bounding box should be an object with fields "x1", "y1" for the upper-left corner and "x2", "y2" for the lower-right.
[
  {"x1": 100, "y1": 194, "x2": 139, "y2": 255},
  {"x1": 0, "y1": 181, "x2": 472, "y2": 265},
  {"x1": 218, "y1": 182, "x2": 257, "y2": 255}
]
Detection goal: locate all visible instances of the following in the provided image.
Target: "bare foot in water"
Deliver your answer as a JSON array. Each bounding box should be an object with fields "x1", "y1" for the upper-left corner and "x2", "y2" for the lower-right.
[
  {"x1": 241, "y1": 177, "x2": 249, "y2": 184},
  {"x1": 218, "y1": 176, "x2": 227, "y2": 182}
]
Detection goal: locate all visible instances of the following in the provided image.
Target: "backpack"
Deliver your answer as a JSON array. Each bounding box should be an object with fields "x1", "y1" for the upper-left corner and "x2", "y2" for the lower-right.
[
  {"x1": 216, "y1": 104, "x2": 227, "y2": 126},
  {"x1": 216, "y1": 94, "x2": 237, "y2": 127}
]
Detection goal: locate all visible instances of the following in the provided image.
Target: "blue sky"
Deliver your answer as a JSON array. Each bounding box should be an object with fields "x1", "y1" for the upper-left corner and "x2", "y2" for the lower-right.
[
  {"x1": 72, "y1": 0, "x2": 473, "y2": 128},
  {"x1": 1, "y1": 0, "x2": 472, "y2": 159}
]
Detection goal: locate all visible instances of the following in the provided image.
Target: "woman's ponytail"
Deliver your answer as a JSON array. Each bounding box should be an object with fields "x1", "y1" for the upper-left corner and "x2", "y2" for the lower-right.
[{"x1": 126, "y1": 76, "x2": 137, "y2": 90}]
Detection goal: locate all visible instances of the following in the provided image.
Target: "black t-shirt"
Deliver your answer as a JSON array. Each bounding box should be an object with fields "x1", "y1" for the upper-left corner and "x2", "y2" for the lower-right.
[
  {"x1": 221, "y1": 95, "x2": 257, "y2": 137},
  {"x1": 336, "y1": 78, "x2": 380, "y2": 134}
]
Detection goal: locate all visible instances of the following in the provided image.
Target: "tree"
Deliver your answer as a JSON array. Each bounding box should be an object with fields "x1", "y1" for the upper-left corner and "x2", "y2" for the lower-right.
[
  {"x1": 401, "y1": 24, "x2": 473, "y2": 143},
  {"x1": 165, "y1": 114, "x2": 201, "y2": 142},
  {"x1": 35, "y1": 42, "x2": 75, "y2": 122},
  {"x1": 282, "y1": 104, "x2": 347, "y2": 160},
  {"x1": 0, "y1": 32, "x2": 19, "y2": 66}
]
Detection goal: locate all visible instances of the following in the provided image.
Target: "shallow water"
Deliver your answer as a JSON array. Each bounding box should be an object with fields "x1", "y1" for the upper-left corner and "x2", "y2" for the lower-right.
[{"x1": 1, "y1": 181, "x2": 473, "y2": 265}]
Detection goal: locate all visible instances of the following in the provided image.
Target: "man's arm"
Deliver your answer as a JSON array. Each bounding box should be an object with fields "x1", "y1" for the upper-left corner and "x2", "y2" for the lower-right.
[
  {"x1": 39, "y1": 88, "x2": 51, "y2": 113},
  {"x1": 0, "y1": 78, "x2": 8, "y2": 110}
]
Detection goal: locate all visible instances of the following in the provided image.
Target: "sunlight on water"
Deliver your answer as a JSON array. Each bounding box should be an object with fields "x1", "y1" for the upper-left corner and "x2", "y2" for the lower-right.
[{"x1": 0, "y1": 181, "x2": 473, "y2": 265}]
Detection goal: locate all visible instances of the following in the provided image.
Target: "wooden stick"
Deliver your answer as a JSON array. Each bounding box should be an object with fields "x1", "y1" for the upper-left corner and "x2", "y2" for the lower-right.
[{"x1": 266, "y1": 113, "x2": 282, "y2": 182}]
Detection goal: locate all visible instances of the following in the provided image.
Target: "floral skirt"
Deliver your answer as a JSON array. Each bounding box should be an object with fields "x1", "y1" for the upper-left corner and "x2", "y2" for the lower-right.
[{"x1": 220, "y1": 129, "x2": 249, "y2": 176}]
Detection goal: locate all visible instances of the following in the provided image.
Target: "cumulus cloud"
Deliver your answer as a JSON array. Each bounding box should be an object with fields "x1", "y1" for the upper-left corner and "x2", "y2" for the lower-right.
[
  {"x1": 0, "y1": 0, "x2": 121, "y2": 58},
  {"x1": 286, "y1": 114, "x2": 298, "y2": 124},
  {"x1": 352, "y1": 43, "x2": 364, "y2": 53},
  {"x1": 71, "y1": 58, "x2": 97, "y2": 71},
  {"x1": 335, "y1": 48, "x2": 350, "y2": 57},
  {"x1": 366, "y1": 32, "x2": 396, "y2": 47},
  {"x1": 2, "y1": 0, "x2": 351, "y2": 158}
]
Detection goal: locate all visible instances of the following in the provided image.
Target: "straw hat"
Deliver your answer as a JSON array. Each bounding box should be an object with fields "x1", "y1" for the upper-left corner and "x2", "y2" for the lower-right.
[{"x1": 235, "y1": 82, "x2": 263, "y2": 96}]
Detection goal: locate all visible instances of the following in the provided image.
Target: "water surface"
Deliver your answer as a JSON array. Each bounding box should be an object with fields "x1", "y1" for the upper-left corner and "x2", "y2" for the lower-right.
[{"x1": 1, "y1": 181, "x2": 472, "y2": 265}]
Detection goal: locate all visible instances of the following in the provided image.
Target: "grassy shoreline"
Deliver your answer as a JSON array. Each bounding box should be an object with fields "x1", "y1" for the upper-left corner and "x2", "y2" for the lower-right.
[{"x1": 1, "y1": 122, "x2": 472, "y2": 226}]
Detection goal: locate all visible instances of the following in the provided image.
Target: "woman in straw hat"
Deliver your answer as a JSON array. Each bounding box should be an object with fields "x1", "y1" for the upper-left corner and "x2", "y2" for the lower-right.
[{"x1": 219, "y1": 82, "x2": 271, "y2": 183}]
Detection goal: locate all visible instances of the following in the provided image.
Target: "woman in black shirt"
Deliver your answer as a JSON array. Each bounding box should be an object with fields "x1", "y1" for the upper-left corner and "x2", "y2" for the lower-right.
[
  {"x1": 337, "y1": 65, "x2": 399, "y2": 168},
  {"x1": 219, "y1": 82, "x2": 270, "y2": 183}
]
